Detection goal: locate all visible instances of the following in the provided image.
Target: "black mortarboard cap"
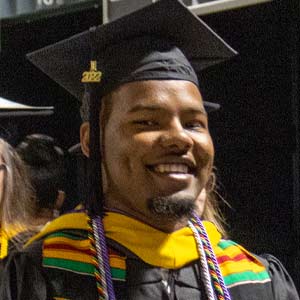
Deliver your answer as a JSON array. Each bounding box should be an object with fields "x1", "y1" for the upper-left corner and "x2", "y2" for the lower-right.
[
  {"x1": 26, "y1": 0, "x2": 236, "y2": 216},
  {"x1": 27, "y1": 0, "x2": 236, "y2": 107}
]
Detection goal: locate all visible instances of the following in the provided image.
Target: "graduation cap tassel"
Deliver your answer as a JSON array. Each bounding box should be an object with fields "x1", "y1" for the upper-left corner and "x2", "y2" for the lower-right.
[
  {"x1": 83, "y1": 27, "x2": 116, "y2": 300},
  {"x1": 83, "y1": 26, "x2": 104, "y2": 217},
  {"x1": 89, "y1": 87, "x2": 103, "y2": 216}
]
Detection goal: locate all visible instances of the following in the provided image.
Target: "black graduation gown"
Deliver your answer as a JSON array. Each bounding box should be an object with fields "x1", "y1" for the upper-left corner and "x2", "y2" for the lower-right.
[{"x1": 0, "y1": 237, "x2": 299, "y2": 300}]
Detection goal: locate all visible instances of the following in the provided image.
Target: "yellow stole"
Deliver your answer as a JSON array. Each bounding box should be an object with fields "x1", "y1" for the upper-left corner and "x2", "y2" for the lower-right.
[
  {"x1": 0, "y1": 228, "x2": 9, "y2": 259},
  {"x1": 103, "y1": 212, "x2": 221, "y2": 269},
  {"x1": 0, "y1": 224, "x2": 26, "y2": 259}
]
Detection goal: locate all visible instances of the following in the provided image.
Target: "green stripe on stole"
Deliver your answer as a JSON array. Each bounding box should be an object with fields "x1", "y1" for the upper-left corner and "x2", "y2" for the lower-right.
[
  {"x1": 111, "y1": 268, "x2": 126, "y2": 281},
  {"x1": 46, "y1": 231, "x2": 87, "y2": 240},
  {"x1": 43, "y1": 257, "x2": 95, "y2": 275},
  {"x1": 218, "y1": 239, "x2": 237, "y2": 249},
  {"x1": 224, "y1": 270, "x2": 270, "y2": 286}
]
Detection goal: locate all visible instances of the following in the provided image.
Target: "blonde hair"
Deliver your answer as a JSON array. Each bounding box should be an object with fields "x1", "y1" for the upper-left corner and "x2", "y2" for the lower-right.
[
  {"x1": 202, "y1": 171, "x2": 229, "y2": 238},
  {"x1": 0, "y1": 138, "x2": 38, "y2": 245}
]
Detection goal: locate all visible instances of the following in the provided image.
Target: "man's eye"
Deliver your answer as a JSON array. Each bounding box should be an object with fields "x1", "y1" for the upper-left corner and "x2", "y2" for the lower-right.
[
  {"x1": 185, "y1": 121, "x2": 206, "y2": 130},
  {"x1": 133, "y1": 120, "x2": 158, "y2": 127}
]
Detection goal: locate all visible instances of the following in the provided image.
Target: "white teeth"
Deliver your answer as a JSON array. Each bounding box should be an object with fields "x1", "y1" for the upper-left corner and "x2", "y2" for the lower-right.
[{"x1": 154, "y1": 164, "x2": 189, "y2": 174}]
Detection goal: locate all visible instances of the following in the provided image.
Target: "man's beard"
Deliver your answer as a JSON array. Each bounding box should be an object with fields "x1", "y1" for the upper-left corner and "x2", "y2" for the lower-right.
[{"x1": 147, "y1": 195, "x2": 196, "y2": 220}]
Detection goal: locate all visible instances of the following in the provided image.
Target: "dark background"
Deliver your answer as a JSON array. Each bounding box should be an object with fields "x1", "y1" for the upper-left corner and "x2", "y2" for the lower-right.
[{"x1": 0, "y1": 0, "x2": 299, "y2": 291}]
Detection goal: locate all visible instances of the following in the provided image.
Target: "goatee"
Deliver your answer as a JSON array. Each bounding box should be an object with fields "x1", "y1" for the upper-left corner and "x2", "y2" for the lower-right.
[{"x1": 147, "y1": 195, "x2": 196, "y2": 220}]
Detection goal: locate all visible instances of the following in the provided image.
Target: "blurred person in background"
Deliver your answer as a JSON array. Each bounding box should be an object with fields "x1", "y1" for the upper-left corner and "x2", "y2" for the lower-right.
[
  {"x1": 16, "y1": 134, "x2": 67, "y2": 223},
  {"x1": 0, "y1": 138, "x2": 38, "y2": 260}
]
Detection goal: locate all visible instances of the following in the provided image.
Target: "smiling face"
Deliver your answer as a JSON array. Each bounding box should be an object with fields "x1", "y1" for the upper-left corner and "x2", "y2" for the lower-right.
[{"x1": 100, "y1": 80, "x2": 214, "y2": 229}]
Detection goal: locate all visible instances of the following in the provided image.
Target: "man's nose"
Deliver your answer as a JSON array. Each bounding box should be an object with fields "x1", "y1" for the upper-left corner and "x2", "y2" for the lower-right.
[{"x1": 159, "y1": 121, "x2": 193, "y2": 152}]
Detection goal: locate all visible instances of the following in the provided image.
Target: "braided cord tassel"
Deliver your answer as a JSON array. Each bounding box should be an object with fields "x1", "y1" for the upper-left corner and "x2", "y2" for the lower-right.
[
  {"x1": 188, "y1": 221, "x2": 216, "y2": 300},
  {"x1": 88, "y1": 216, "x2": 116, "y2": 300},
  {"x1": 88, "y1": 217, "x2": 107, "y2": 300},
  {"x1": 93, "y1": 215, "x2": 116, "y2": 300},
  {"x1": 190, "y1": 214, "x2": 231, "y2": 300}
]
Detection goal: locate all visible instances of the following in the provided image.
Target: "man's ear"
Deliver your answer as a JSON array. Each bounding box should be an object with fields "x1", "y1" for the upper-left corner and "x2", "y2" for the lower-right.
[{"x1": 80, "y1": 122, "x2": 90, "y2": 158}]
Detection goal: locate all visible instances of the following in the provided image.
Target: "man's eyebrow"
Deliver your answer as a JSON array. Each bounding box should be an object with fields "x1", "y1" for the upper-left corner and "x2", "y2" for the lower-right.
[
  {"x1": 184, "y1": 108, "x2": 207, "y2": 116},
  {"x1": 128, "y1": 104, "x2": 163, "y2": 113},
  {"x1": 128, "y1": 105, "x2": 207, "y2": 115}
]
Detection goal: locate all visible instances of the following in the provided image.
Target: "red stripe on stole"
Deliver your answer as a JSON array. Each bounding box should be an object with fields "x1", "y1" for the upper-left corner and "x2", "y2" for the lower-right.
[
  {"x1": 108, "y1": 247, "x2": 126, "y2": 258},
  {"x1": 44, "y1": 243, "x2": 95, "y2": 255},
  {"x1": 217, "y1": 253, "x2": 250, "y2": 264}
]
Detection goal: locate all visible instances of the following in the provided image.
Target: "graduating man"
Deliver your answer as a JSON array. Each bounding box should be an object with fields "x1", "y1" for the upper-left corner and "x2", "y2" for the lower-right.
[{"x1": 1, "y1": 1, "x2": 298, "y2": 299}]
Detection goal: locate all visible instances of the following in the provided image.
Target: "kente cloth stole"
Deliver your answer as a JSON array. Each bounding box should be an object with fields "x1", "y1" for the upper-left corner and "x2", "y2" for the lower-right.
[
  {"x1": 42, "y1": 230, "x2": 270, "y2": 288},
  {"x1": 214, "y1": 240, "x2": 270, "y2": 288}
]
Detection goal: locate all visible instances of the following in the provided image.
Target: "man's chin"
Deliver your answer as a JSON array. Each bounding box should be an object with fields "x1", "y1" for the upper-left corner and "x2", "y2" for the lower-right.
[{"x1": 147, "y1": 194, "x2": 196, "y2": 220}]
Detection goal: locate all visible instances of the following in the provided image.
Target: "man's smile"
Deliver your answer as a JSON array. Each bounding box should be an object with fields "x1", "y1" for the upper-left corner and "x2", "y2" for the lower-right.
[
  {"x1": 153, "y1": 163, "x2": 189, "y2": 174},
  {"x1": 146, "y1": 162, "x2": 196, "y2": 184},
  {"x1": 147, "y1": 157, "x2": 196, "y2": 176}
]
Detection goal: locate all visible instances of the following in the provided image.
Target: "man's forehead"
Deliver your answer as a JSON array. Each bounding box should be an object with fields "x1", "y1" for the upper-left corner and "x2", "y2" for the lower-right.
[
  {"x1": 108, "y1": 80, "x2": 206, "y2": 113},
  {"x1": 111, "y1": 79, "x2": 202, "y2": 97}
]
